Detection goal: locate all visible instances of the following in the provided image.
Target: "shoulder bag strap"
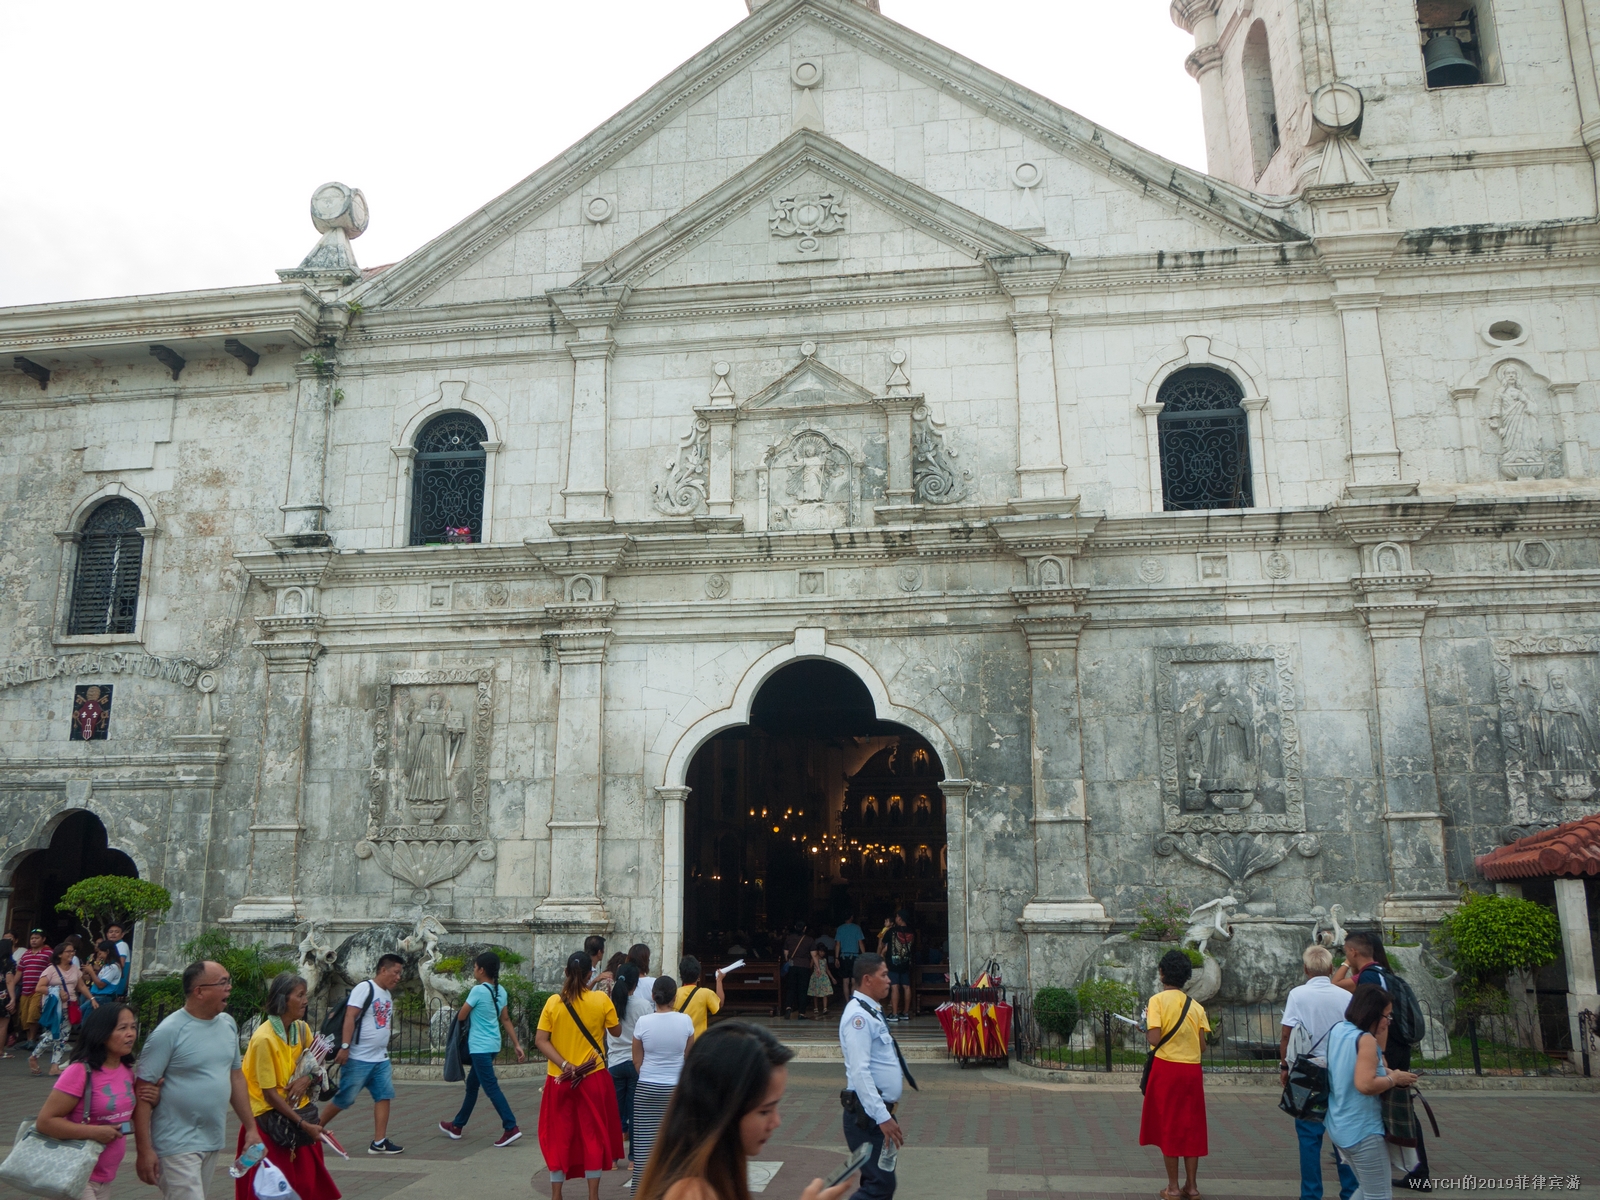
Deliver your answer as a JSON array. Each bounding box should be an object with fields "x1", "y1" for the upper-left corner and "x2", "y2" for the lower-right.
[
  {"x1": 678, "y1": 984, "x2": 703, "y2": 1014},
  {"x1": 1152, "y1": 995, "x2": 1193, "y2": 1055},
  {"x1": 562, "y1": 998, "x2": 606, "y2": 1063},
  {"x1": 351, "y1": 980, "x2": 376, "y2": 1045}
]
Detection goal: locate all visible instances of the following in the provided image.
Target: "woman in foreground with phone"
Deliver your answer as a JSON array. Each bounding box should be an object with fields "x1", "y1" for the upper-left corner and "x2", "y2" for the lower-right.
[
  {"x1": 632, "y1": 1021, "x2": 857, "y2": 1200},
  {"x1": 33, "y1": 1000, "x2": 138, "y2": 1199}
]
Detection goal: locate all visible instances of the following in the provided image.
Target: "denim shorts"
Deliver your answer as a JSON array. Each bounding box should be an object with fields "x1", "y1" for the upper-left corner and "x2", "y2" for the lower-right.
[
  {"x1": 334, "y1": 1056, "x2": 395, "y2": 1106},
  {"x1": 887, "y1": 969, "x2": 911, "y2": 987}
]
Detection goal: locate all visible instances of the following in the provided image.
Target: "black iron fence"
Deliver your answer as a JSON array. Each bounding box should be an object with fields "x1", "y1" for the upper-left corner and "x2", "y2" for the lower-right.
[
  {"x1": 128, "y1": 991, "x2": 549, "y2": 1065},
  {"x1": 1010, "y1": 990, "x2": 1583, "y2": 1077}
]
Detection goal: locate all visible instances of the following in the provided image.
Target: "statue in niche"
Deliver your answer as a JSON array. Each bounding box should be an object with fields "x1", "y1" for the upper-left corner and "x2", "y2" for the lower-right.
[
  {"x1": 888, "y1": 795, "x2": 904, "y2": 826},
  {"x1": 404, "y1": 692, "x2": 467, "y2": 823},
  {"x1": 913, "y1": 796, "x2": 931, "y2": 827},
  {"x1": 1182, "y1": 680, "x2": 1258, "y2": 811},
  {"x1": 915, "y1": 846, "x2": 934, "y2": 878},
  {"x1": 1491, "y1": 364, "x2": 1545, "y2": 479},
  {"x1": 791, "y1": 434, "x2": 843, "y2": 502},
  {"x1": 911, "y1": 748, "x2": 930, "y2": 775},
  {"x1": 861, "y1": 796, "x2": 878, "y2": 826}
]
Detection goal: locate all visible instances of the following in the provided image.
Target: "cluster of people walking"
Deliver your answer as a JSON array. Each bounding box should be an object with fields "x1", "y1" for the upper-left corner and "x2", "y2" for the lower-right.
[
  {"x1": 779, "y1": 911, "x2": 921, "y2": 1023},
  {"x1": 1139, "y1": 932, "x2": 1429, "y2": 1200},
  {"x1": 0, "y1": 926, "x2": 133, "y2": 1073}
]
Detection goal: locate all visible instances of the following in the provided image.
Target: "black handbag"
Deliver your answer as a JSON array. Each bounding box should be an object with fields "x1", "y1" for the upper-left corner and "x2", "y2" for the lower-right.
[
  {"x1": 258, "y1": 1102, "x2": 321, "y2": 1150},
  {"x1": 1140, "y1": 995, "x2": 1192, "y2": 1095},
  {"x1": 1278, "y1": 1028, "x2": 1334, "y2": 1120}
]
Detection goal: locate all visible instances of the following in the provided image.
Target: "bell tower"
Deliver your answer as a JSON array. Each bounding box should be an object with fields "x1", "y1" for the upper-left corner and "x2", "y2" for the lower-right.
[{"x1": 1172, "y1": 0, "x2": 1600, "y2": 226}]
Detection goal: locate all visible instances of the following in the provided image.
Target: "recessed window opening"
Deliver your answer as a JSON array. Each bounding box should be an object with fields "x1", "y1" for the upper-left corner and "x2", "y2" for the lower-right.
[
  {"x1": 1242, "y1": 21, "x2": 1281, "y2": 178},
  {"x1": 409, "y1": 412, "x2": 487, "y2": 545},
  {"x1": 68, "y1": 498, "x2": 145, "y2": 635},
  {"x1": 1418, "y1": 1, "x2": 1500, "y2": 87},
  {"x1": 1488, "y1": 320, "x2": 1524, "y2": 343},
  {"x1": 1157, "y1": 368, "x2": 1254, "y2": 512}
]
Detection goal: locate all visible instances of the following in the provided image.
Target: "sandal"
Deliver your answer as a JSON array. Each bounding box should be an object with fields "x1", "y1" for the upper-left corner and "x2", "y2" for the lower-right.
[
  {"x1": 1160, "y1": 1188, "x2": 1182, "y2": 1200},
  {"x1": 28, "y1": 1058, "x2": 41, "y2": 1076},
  {"x1": 1182, "y1": 1188, "x2": 1202, "y2": 1200}
]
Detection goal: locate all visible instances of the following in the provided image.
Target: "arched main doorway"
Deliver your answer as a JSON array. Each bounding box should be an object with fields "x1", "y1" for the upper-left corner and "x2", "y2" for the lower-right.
[
  {"x1": 682, "y1": 660, "x2": 949, "y2": 963},
  {"x1": 8, "y1": 811, "x2": 137, "y2": 943}
]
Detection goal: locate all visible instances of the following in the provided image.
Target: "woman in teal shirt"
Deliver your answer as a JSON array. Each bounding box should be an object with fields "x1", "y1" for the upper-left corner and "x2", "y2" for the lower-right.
[
  {"x1": 439, "y1": 952, "x2": 528, "y2": 1147},
  {"x1": 1325, "y1": 985, "x2": 1418, "y2": 1200}
]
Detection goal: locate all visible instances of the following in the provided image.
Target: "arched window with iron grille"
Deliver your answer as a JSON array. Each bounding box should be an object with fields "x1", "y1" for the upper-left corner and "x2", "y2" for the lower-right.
[
  {"x1": 410, "y1": 412, "x2": 488, "y2": 545},
  {"x1": 68, "y1": 498, "x2": 146, "y2": 635},
  {"x1": 1157, "y1": 367, "x2": 1254, "y2": 511}
]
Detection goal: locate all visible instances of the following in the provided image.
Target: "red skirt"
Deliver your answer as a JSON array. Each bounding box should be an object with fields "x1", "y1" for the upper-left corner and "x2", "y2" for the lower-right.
[
  {"x1": 1138, "y1": 1056, "x2": 1208, "y2": 1158},
  {"x1": 234, "y1": 1122, "x2": 341, "y2": 1200},
  {"x1": 538, "y1": 1068, "x2": 625, "y2": 1178}
]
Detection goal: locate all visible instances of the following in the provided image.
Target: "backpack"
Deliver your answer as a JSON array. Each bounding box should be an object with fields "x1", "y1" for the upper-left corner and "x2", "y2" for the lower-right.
[
  {"x1": 886, "y1": 931, "x2": 913, "y2": 971},
  {"x1": 320, "y1": 980, "x2": 376, "y2": 1045},
  {"x1": 1366, "y1": 965, "x2": 1426, "y2": 1046}
]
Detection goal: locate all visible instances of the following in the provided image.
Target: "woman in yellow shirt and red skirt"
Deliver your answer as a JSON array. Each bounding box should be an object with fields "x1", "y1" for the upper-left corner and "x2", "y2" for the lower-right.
[
  {"x1": 535, "y1": 951, "x2": 625, "y2": 1200},
  {"x1": 1139, "y1": 949, "x2": 1211, "y2": 1200}
]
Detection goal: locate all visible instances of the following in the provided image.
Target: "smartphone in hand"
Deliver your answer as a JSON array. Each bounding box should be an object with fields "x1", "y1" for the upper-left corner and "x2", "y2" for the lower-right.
[{"x1": 824, "y1": 1142, "x2": 873, "y2": 1187}]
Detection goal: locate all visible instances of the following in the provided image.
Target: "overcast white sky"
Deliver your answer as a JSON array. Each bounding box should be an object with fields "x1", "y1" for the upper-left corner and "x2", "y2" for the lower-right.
[{"x1": 0, "y1": 1, "x2": 1205, "y2": 308}]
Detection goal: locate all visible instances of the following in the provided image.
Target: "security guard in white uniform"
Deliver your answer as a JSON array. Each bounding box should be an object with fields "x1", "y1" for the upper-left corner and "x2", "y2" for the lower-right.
[{"x1": 838, "y1": 952, "x2": 917, "y2": 1200}]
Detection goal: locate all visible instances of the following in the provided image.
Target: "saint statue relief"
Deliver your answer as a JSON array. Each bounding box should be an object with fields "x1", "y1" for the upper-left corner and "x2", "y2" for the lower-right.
[
  {"x1": 789, "y1": 434, "x2": 843, "y2": 502},
  {"x1": 1491, "y1": 364, "x2": 1544, "y2": 478},
  {"x1": 1528, "y1": 669, "x2": 1597, "y2": 773},
  {"x1": 1183, "y1": 680, "x2": 1258, "y2": 809},
  {"x1": 404, "y1": 692, "x2": 467, "y2": 819}
]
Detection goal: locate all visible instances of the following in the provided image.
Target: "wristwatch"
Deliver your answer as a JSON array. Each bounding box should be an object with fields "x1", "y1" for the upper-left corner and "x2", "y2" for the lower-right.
[{"x1": 341, "y1": 1043, "x2": 351, "y2": 1049}]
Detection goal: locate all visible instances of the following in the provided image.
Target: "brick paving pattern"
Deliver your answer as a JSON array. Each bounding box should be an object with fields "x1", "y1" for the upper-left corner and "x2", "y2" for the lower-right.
[{"x1": 0, "y1": 1053, "x2": 1591, "y2": 1198}]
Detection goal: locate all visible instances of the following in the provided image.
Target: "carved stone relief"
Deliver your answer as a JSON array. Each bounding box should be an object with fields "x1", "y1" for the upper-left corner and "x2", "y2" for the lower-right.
[
  {"x1": 911, "y1": 405, "x2": 971, "y2": 504},
  {"x1": 770, "y1": 192, "x2": 847, "y2": 261},
  {"x1": 762, "y1": 428, "x2": 860, "y2": 530},
  {"x1": 1493, "y1": 636, "x2": 1600, "y2": 825},
  {"x1": 361, "y1": 666, "x2": 496, "y2": 901},
  {"x1": 652, "y1": 416, "x2": 710, "y2": 516},
  {"x1": 1471, "y1": 360, "x2": 1563, "y2": 481},
  {"x1": 1157, "y1": 644, "x2": 1305, "y2": 834}
]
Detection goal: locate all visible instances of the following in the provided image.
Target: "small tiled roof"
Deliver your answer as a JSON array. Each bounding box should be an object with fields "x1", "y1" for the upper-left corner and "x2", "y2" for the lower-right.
[{"x1": 1476, "y1": 812, "x2": 1600, "y2": 880}]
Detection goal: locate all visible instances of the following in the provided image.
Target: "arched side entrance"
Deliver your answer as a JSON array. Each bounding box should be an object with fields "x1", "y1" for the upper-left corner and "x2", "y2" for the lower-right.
[
  {"x1": 657, "y1": 632, "x2": 971, "y2": 981},
  {"x1": 7, "y1": 811, "x2": 137, "y2": 944}
]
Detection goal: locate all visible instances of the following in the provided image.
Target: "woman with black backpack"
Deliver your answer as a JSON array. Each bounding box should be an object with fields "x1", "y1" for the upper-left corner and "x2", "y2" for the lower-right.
[{"x1": 535, "y1": 951, "x2": 625, "y2": 1200}]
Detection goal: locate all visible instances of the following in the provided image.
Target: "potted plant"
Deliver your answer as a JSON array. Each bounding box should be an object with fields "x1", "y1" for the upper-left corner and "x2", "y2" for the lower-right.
[{"x1": 443, "y1": 526, "x2": 474, "y2": 544}]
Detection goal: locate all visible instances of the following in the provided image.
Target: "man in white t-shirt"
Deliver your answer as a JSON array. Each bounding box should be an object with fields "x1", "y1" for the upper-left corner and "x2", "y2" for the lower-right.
[
  {"x1": 324, "y1": 954, "x2": 405, "y2": 1155},
  {"x1": 1279, "y1": 944, "x2": 1358, "y2": 1200}
]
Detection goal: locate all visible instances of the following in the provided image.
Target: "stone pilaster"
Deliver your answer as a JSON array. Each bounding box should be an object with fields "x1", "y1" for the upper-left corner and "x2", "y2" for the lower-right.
[
  {"x1": 1334, "y1": 502, "x2": 1456, "y2": 925},
  {"x1": 656, "y1": 786, "x2": 690, "y2": 978},
  {"x1": 939, "y1": 778, "x2": 974, "y2": 978},
  {"x1": 551, "y1": 287, "x2": 630, "y2": 525},
  {"x1": 989, "y1": 254, "x2": 1074, "y2": 510},
  {"x1": 230, "y1": 635, "x2": 322, "y2": 924},
  {"x1": 272, "y1": 355, "x2": 338, "y2": 548},
  {"x1": 163, "y1": 734, "x2": 229, "y2": 966}
]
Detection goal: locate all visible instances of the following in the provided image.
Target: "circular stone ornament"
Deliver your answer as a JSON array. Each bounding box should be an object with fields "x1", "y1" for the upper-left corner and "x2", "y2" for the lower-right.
[
  {"x1": 792, "y1": 58, "x2": 824, "y2": 89},
  {"x1": 584, "y1": 195, "x2": 614, "y2": 224},
  {"x1": 1011, "y1": 161, "x2": 1042, "y2": 188},
  {"x1": 309, "y1": 182, "x2": 370, "y2": 237},
  {"x1": 1310, "y1": 82, "x2": 1363, "y2": 134}
]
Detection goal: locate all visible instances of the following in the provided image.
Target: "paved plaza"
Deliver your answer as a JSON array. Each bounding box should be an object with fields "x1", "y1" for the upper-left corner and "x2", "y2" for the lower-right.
[{"x1": 0, "y1": 1051, "x2": 1592, "y2": 1200}]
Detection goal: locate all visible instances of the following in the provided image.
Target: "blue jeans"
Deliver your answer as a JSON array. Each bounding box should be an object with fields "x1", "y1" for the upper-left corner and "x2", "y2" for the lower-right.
[
  {"x1": 333, "y1": 1057, "x2": 395, "y2": 1108},
  {"x1": 1297, "y1": 1118, "x2": 1358, "y2": 1200},
  {"x1": 609, "y1": 1060, "x2": 637, "y2": 1137},
  {"x1": 843, "y1": 1112, "x2": 895, "y2": 1200},
  {"x1": 453, "y1": 1053, "x2": 517, "y2": 1131}
]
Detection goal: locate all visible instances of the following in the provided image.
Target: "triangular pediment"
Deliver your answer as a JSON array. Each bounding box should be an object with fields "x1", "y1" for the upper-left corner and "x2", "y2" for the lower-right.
[
  {"x1": 355, "y1": 0, "x2": 1305, "y2": 310},
  {"x1": 742, "y1": 351, "x2": 880, "y2": 411},
  {"x1": 567, "y1": 130, "x2": 1050, "y2": 292}
]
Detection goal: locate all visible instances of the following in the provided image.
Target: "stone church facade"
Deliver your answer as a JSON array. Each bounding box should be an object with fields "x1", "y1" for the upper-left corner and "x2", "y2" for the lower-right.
[{"x1": 3, "y1": 0, "x2": 1600, "y2": 986}]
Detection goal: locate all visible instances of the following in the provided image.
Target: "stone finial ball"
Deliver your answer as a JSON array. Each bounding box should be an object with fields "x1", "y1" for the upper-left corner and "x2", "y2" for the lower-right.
[{"x1": 310, "y1": 182, "x2": 370, "y2": 238}]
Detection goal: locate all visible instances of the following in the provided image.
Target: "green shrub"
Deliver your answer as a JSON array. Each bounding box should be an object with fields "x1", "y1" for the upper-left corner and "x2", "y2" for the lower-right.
[
  {"x1": 1033, "y1": 987, "x2": 1081, "y2": 1038},
  {"x1": 1076, "y1": 977, "x2": 1141, "y2": 1019},
  {"x1": 1433, "y1": 891, "x2": 1561, "y2": 980},
  {"x1": 1133, "y1": 894, "x2": 1188, "y2": 942},
  {"x1": 433, "y1": 957, "x2": 467, "y2": 976},
  {"x1": 57, "y1": 876, "x2": 171, "y2": 942},
  {"x1": 1182, "y1": 947, "x2": 1205, "y2": 968}
]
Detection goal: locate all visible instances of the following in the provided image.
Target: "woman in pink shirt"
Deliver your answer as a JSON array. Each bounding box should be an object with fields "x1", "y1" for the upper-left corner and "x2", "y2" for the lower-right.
[{"x1": 34, "y1": 1001, "x2": 139, "y2": 1199}]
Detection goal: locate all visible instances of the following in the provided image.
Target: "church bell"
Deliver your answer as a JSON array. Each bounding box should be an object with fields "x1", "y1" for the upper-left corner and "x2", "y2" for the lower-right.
[{"x1": 1424, "y1": 33, "x2": 1481, "y2": 88}]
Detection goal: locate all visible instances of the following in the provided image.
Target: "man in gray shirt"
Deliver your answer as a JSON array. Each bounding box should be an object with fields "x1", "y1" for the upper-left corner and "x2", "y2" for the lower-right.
[{"x1": 133, "y1": 960, "x2": 261, "y2": 1200}]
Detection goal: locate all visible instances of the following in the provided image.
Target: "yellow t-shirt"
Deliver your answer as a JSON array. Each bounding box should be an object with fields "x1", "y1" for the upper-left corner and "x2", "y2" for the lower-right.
[
  {"x1": 1146, "y1": 989, "x2": 1210, "y2": 1064},
  {"x1": 243, "y1": 1019, "x2": 314, "y2": 1117},
  {"x1": 537, "y1": 991, "x2": 618, "y2": 1078},
  {"x1": 675, "y1": 984, "x2": 721, "y2": 1037}
]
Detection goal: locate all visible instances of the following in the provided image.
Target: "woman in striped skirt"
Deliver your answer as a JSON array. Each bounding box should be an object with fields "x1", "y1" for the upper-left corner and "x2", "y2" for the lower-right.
[{"x1": 628, "y1": 974, "x2": 695, "y2": 1189}]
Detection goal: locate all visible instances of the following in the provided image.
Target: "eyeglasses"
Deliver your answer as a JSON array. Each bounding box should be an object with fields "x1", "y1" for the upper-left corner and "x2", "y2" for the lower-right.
[
  {"x1": 196, "y1": 977, "x2": 233, "y2": 990},
  {"x1": 1379, "y1": 1014, "x2": 1393, "y2": 1023}
]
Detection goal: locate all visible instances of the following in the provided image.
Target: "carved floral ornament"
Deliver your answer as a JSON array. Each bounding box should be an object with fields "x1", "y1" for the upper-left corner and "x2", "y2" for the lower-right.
[
  {"x1": 362, "y1": 665, "x2": 496, "y2": 901},
  {"x1": 911, "y1": 405, "x2": 971, "y2": 504}
]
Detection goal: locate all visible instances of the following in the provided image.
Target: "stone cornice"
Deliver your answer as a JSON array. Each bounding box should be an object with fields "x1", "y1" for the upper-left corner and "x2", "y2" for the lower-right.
[
  {"x1": 1327, "y1": 498, "x2": 1454, "y2": 545},
  {"x1": 0, "y1": 283, "x2": 327, "y2": 357},
  {"x1": 234, "y1": 548, "x2": 337, "y2": 590}
]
